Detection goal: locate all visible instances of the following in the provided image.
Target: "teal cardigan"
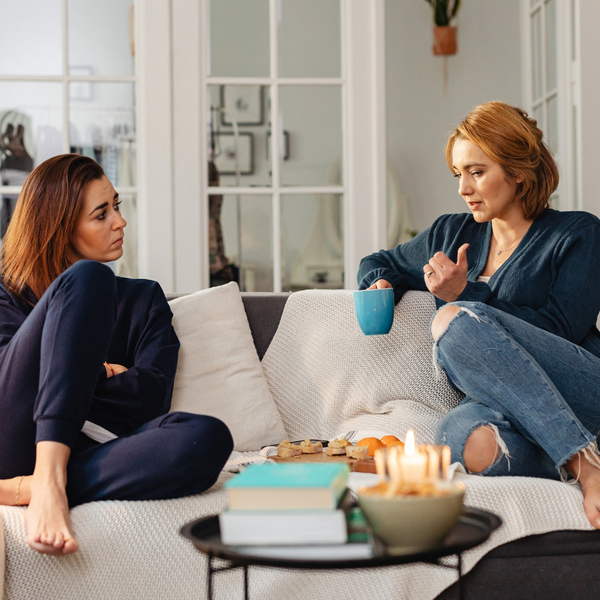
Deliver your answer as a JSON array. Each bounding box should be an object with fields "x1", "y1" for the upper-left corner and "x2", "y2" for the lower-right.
[{"x1": 357, "y1": 209, "x2": 600, "y2": 356}]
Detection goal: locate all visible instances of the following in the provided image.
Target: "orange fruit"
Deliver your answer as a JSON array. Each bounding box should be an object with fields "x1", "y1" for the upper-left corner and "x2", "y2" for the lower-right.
[
  {"x1": 356, "y1": 437, "x2": 384, "y2": 457},
  {"x1": 380, "y1": 435, "x2": 401, "y2": 446},
  {"x1": 386, "y1": 441, "x2": 405, "y2": 450}
]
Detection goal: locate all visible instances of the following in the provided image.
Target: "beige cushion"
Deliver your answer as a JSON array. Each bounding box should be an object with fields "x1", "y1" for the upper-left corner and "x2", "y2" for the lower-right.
[{"x1": 169, "y1": 282, "x2": 286, "y2": 451}]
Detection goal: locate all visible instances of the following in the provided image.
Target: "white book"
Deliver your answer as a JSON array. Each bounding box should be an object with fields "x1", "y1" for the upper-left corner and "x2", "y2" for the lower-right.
[
  {"x1": 219, "y1": 509, "x2": 347, "y2": 545},
  {"x1": 233, "y1": 543, "x2": 373, "y2": 560}
]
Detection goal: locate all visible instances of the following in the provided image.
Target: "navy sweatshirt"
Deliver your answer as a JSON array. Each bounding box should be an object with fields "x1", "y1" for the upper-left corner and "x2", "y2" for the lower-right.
[
  {"x1": 357, "y1": 209, "x2": 600, "y2": 357},
  {"x1": 0, "y1": 277, "x2": 180, "y2": 437}
]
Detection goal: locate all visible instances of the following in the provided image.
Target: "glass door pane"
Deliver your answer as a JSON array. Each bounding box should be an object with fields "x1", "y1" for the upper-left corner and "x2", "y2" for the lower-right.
[
  {"x1": 208, "y1": 84, "x2": 271, "y2": 188},
  {"x1": 545, "y1": 0, "x2": 557, "y2": 92},
  {"x1": 214, "y1": 194, "x2": 273, "y2": 291},
  {"x1": 69, "y1": 82, "x2": 136, "y2": 186},
  {"x1": 0, "y1": 81, "x2": 63, "y2": 241},
  {"x1": 278, "y1": 0, "x2": 341, "y2": 77},
  {"x1": 0, "y1": 81, "x2": 63, "y2": 174},
  {"x1": 0, "y1": 0, "x2": 62, "y2": 75},
  {"x1": 281, "y1": 194, "x2": 343, "y2": 291},
  {"x1": 279, "y1": 85, "x2": 342, "y2": 187},
  {"x1": 531, "y1": 9, "x2": 543, "y2": 102},
  {"x1": 68, "y1": 0, "x2": 134, "y2": 76},
  {"x1": 208, "y1": 0, "x2": 270, "y2": 77}
]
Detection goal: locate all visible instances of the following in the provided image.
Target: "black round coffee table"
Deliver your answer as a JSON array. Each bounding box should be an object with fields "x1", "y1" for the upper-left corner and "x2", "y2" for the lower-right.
[{"x1": 180, "y1": 507, "x2": 501, "y2": 600}]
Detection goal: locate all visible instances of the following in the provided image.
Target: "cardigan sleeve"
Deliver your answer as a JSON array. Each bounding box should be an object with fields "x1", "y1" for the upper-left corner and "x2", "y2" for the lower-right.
[
  {"x1": 357, "y1": 223, "x2": 440, "y2": 303},
  {"x1": 456, "y1": 222, "x2": 600, "y2": 344},
  {"x1": 90, "y1": 290, "x2": 180, "y2": 431}
]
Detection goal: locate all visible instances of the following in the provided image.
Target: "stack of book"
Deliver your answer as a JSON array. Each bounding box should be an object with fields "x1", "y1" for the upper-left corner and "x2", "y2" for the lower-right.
[{"x1": 219, "y1": 462, "x2": 373, "y2": 559}]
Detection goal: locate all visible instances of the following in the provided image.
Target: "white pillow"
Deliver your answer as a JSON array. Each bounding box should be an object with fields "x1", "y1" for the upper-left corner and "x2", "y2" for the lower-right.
[{"x1": 168, "y1": 282, "x2": 286, "y2": 451}]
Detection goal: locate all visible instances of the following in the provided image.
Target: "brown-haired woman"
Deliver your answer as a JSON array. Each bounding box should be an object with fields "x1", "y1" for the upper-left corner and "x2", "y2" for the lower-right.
[
  {"x1": 358, "y1": 101, "x2": 600, "y2": 528},
  {"x1": 0, "y1": 154, "x2": 233, "y2": 555}
]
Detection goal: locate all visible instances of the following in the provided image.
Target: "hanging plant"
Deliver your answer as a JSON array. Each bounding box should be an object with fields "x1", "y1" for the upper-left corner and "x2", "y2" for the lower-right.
[{"x1": 423, "y1": 0, "x2": 461, "y2": 55}]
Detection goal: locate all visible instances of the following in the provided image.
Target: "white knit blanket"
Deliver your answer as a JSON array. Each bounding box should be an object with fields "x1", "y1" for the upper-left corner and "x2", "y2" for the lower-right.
[{"x1": 260, "y1": 289, "x2": 594, "y2": 600}]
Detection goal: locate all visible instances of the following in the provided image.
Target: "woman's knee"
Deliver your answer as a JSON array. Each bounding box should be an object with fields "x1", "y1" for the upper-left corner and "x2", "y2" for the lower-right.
[
  {"x1": 171, "y1": 412, "x2": 234, "y2": 461},
  {"x1": 431, "y1": 305, "x2": 462, "y2": 341},
  {"x1": 463, "y1": 426, "x2": 500, "y2": 473},
  {"x1": 62, "y1": 260, "x2": 115, "y2": 289},
  {"x1": 51, "y1": 261, "x2": 117, "y2": 306},
  {"x1": 435, "y1": 404, "x2": 500, "y2": 472}
]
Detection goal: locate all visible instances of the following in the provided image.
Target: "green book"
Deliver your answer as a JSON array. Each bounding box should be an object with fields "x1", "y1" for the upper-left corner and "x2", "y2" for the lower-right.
[{"x1": 224, "y1": 463, "x2": 350, "y2": 510}]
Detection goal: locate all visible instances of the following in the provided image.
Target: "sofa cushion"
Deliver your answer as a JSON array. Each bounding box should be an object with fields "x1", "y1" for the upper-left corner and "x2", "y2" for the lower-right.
[{"x1": 169, "y1": 282, "x2": 286, "y2": 451}]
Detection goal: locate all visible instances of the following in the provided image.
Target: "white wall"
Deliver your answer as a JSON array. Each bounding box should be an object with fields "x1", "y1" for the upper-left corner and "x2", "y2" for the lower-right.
[{"x1": 385, "y1": 0, "x2": 523, "y2": 234}]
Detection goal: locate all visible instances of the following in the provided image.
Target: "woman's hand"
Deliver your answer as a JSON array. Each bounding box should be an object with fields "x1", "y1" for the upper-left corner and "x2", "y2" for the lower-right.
[
  {"x1": 423, "y1": 243, "x2": 469, "y2": 302},
  {"x1": 104, "y1": 363, "x2": 128, "y2": 378},
  {"x1": 366, "y1": 279, "x2": 392, "y2": 290}
]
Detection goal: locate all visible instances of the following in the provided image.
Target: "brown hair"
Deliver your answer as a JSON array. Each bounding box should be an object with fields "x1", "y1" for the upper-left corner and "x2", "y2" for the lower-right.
[
  {"x1": 1, "y1": 154, "x2": 105, "y2": 301},
  {"x1": 446, "y1": 101, "x2": 559, "y2": 220}
]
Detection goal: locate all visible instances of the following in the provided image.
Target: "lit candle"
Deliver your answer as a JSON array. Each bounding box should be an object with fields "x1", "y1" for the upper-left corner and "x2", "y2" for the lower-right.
[
  {"x1": 441, "y1": 446, "x2": 451, "y2": 480},
  {"x1": 385, "y1": 445, "x2": 403, "y2": 497},
  {"x1": 399, "y1": 429, "x2": 427, "y2": 482},
  {"x1": 374, "y1": 447, "x2": 387, "y2": 485},
  {"x1": 425, "y1": 445, "x2": 439, "y2": 479}
]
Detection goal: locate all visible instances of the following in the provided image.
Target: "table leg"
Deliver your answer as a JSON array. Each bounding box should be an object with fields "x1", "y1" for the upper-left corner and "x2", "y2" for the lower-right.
[
  {"x1": 244, "y1": 565, "x2": 249, "y2": 600},
  {"x1": 207, "y1": 552, "x2": 214, "y2": 600}
]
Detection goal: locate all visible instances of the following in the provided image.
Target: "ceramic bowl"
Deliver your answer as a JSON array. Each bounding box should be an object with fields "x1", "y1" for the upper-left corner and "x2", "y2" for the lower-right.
[{"x1": 357, "y1": 480, "x2": 465, "y2": 555}]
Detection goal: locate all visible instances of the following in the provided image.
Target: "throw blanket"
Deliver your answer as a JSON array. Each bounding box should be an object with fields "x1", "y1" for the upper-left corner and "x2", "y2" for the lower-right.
[{"x1": 261, "y1": 289, "x2": 593, "y2": 599}]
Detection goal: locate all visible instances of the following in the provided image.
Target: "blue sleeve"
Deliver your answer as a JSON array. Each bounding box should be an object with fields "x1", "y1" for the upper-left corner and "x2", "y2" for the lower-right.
[
  {"x1": 457, "y1": 223, "x2": 600, "y2": 344},
  {"x1": 357, "y1": 214, "x2": 472, "y2": 304},
  {"x1": 357, "y1": 225, "x2": 434, "y2": 304},
  {"x1": 92, "y1": 292, "x2": 180, "y2": 429}
]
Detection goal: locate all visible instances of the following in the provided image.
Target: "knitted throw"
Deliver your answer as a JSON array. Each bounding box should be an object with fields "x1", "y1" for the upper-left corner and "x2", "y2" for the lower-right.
[{"x1": 260, "y1": 289, "x2": 593, "y2": 599}]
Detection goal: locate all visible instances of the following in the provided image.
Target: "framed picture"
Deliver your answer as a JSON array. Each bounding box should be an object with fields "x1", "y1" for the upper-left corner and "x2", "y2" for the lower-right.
[
  {"x1": 69, "y1": 66, "x2": 93, "y2": 101},
  {"x1": 221, "y1": 85, "x2": 264, "y2": 126},
  {"x1": 214, "y1": 132, "x2": 254, "y2": 175},
  {"x1": 266, "y1": 130, "x2": 290, "y2": 161}
]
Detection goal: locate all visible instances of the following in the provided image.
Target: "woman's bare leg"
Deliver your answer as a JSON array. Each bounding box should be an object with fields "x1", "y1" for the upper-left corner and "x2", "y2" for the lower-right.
[
  {"x1": 567, "y1": 451, "x2": 600, "y2": 529},
  {"x1": 24, "y1": 441, "x2": 78, "y2": 555}
]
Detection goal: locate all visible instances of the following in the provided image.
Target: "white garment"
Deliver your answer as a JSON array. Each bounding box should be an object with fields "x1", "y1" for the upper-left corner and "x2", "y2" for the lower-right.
[{"x1": 81, "y1": 420, "x2": 118, "y2": 444}]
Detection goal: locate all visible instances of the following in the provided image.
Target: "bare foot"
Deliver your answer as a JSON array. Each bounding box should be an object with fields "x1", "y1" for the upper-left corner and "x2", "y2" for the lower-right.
[
  {"x1": 567, "y1": 451, "x2": 600, "y2": 529},
  {"x1": 25, "y1": 478, "x2": 79, "y2": 555}
]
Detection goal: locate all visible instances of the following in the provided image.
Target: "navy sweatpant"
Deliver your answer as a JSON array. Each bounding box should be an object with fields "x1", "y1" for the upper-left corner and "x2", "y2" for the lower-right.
[{"x1": 0, "y1": 261, "x2": 233, "y2": 506}]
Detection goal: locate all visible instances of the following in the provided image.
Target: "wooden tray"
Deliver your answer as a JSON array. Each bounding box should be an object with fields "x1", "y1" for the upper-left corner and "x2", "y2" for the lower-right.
[{"x1": 271, "y1": 450, "x2": 377, "y2": 473}]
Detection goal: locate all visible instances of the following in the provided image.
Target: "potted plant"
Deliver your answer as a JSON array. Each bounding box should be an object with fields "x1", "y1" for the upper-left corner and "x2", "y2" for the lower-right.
[{"x1": 423, "y1": 0, "x2": 461, "y2": 55}]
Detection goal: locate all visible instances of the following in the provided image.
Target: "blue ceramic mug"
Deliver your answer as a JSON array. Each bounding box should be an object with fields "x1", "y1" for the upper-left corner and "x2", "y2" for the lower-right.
[{"x1": 353, "y1": 288, "x2": 395, "y2": 335}]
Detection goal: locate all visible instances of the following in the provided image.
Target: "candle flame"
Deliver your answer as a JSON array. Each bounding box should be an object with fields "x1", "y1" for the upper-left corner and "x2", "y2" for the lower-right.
[{"x1": 405, "y1": 429, "x2": 416, "y2": 455}]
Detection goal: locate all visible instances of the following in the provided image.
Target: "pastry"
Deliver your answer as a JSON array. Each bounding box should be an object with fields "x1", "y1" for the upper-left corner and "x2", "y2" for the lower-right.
[
  {"x1": 300, "y1": 439, "x2": 323, "y2": 454},
  {"x1": 277, "y1": 439, "x2": 302, "y2": 458},
  {"x1": 326, "y1": 437, "x2": 351, "y2": 456},
  {"x1": 346, "y1": 445, "x2": 369, "y2": 459}
]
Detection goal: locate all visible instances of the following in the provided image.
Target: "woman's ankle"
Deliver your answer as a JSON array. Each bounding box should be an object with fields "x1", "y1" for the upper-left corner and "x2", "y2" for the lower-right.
[{"x1": 0, "y1": 476, "x2": 31, "y2": 506}]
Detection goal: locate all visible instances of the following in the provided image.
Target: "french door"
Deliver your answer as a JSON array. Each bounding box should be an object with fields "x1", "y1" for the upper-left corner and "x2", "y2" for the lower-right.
[{"x1": 141, "y1": 0, "x2": 388, "y2": 293}]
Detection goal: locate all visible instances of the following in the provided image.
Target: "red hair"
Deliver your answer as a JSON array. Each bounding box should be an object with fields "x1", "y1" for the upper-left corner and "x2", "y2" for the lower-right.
[{"x1": 446, "y1": 102, "x2": 559, "y2": 220}]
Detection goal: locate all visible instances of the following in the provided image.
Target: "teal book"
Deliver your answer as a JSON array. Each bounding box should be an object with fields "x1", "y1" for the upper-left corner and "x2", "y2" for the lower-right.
[{"x1": 224, "y1": 463, "x2": 350, "y2": 510}]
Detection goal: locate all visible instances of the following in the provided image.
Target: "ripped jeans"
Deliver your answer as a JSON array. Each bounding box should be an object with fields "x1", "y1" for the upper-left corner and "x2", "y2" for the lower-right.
[{"x1": 433, "y1": 302, "x2": 600, "y2": 479}]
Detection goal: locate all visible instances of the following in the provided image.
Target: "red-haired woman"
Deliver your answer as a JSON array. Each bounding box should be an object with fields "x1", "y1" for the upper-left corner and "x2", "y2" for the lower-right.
[
  {"x1": 358, "y1": 102, "x2": 600, "y2": 528},
  {"x1": 0, "y1": 154, "x2": 233, "y2": 555}
]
